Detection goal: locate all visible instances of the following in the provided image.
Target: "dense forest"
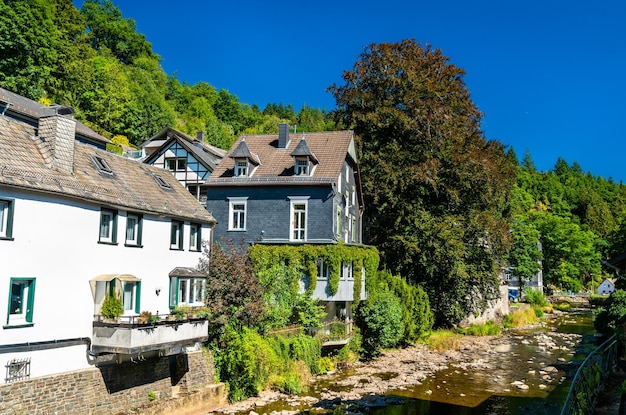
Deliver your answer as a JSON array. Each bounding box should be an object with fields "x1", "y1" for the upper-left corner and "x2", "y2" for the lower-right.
[
  {"x1": 2, "y1": 0, "x2": 626, "y2": 329},
  {"x1": 0, "y1": 0, "x2": 335, "y2": 149}
]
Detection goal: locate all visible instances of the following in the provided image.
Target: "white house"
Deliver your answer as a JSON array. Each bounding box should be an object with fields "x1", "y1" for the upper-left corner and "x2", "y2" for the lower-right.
[
  {"x1": 0, "y1": 88, "x2": 216, "y2": 382},
  {"x1": 597, "y1": 278, "x2": 616, "y2": 296}
]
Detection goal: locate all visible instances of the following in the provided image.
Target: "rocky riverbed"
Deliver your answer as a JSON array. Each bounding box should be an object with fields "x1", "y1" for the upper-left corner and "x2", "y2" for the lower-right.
[{"x1": 208, "y1": 323, "x2": 586, "y2": 415}]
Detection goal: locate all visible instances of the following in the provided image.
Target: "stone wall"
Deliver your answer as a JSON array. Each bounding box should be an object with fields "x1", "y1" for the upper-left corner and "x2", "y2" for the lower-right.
[{"x1": 0, "y1": 350, "x2": 225, "y2": 415}]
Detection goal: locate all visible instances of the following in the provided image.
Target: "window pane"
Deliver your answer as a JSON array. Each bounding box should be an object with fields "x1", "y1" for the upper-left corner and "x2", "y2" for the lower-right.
[
  {"x1": 10, "y1": 281, "x2": 25, "y2": 315},
  {"x1": 0, "y1": 201, "x2": 6, "y2": 234},
  {"x1": 171, "y1": 222, "x2": 180, "y2": 247},
  {"x1": 179, "y1": 279, "x2": 188, "y2": 303},
  {"x1": 100, "y1": 213, "x2": 111, "y2": 238},
  {"x1": 123, "y1": 283, "x2": 134, "y2": 311},
  {"x1": 126, "y1": 217, "x2": 137, "y2": 241},
  {"x1": 190, "y1": 225, "x2": 197, "y2": 249},
  {"x1": 195, "y1": 279, "x2": 204, "y2": 303}
]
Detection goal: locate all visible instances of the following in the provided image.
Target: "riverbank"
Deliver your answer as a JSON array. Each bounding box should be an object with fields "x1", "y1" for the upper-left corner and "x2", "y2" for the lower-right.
[{"x1": 208, "y1": 320, "x2": 584, "y2": 415}]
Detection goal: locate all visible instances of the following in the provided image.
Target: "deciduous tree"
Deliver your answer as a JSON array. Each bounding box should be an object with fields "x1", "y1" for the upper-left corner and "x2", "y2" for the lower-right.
[{"x1": 329, "y1": 39, "x2": 517, "y2": 326}]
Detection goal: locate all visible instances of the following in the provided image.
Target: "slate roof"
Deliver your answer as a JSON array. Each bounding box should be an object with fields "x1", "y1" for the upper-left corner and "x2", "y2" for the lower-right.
[
  {"x1": 143, "y1": 127, "x2": 226, "y2": 170},
  {"x1": 0, "y1": 87, "x2": 110, "y2": 146},
  {"x1": 0, "y1": 115, "x2": 215, "y2": 224},
  {"x1": 209, "y1": 130, "x2": 356, "y2": 186}
]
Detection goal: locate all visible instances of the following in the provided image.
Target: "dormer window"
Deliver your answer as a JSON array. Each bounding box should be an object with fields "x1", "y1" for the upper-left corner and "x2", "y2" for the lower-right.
[
  {"x1": 290, "y1": 137, "x2": 318, "y2": 177},
  {"x1": 235, "y1": 160, "x2": 248, "y2": 177},
  {"x1": 295, "y1": 159, "x2": 309, "y2": 176},
  {"x1": 229, "y1": 138, "x2": 259, "y2": 177}
]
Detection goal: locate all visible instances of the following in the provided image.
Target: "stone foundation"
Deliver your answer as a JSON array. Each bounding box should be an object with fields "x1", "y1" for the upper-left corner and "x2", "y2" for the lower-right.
[{"x1": 0, "y1": 349, "x2": 226, "y2": 415}]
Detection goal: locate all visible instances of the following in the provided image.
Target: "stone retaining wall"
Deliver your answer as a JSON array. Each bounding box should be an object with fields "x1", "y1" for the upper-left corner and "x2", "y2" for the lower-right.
[{"x1": 0, "y1": 350, "x2": 225, "y2": 415}]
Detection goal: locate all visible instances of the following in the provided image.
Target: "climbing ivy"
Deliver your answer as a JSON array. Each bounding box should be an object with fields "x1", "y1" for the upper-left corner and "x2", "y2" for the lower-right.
[{"x1": 248, "y1": 244, "x2": 379, "y2": 327}]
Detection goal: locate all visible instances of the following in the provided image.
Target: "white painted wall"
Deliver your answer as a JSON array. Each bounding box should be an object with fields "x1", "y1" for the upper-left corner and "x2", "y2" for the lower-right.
[{"x1": 0, "y1": 188, "x2": 211, "y2": 379}]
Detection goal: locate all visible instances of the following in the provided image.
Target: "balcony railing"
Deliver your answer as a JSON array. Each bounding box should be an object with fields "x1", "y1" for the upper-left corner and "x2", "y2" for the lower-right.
[{"x1": 91, "y1": 313, "x2": 208, "y2": 355}]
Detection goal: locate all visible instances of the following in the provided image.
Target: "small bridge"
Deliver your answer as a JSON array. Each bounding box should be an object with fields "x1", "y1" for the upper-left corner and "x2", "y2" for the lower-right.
[{"x1": 560, "y1": 333, "x2": 620, "y2": 415}]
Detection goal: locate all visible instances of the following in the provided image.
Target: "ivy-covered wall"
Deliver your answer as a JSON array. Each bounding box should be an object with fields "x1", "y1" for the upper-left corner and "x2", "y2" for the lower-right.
[{"x1": 248, "y1": 243, "x2": 379, "y2": 323}]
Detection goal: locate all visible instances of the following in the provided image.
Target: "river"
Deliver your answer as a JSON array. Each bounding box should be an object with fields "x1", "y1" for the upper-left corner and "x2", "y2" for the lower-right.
[{"x1": 212, "y1": 309, "x2": 598, "y2": 415}]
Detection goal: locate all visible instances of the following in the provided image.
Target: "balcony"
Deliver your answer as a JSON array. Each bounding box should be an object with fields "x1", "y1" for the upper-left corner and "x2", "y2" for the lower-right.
[{"x1": 91, "y1": 314, "x2": 208, "y2": 356}]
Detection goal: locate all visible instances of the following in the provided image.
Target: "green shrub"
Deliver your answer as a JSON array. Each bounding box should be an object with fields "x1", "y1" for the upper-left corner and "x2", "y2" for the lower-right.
[
  {"x1": 273, "y1": 372, "x2": 304, "y2": 394},
  {"x1": 523, "y1": 287, "x2": 547, "y2": 307},
  {"x1": 594, "y1": 290, "x2": 626, "y2": 334},
  {"x1": 100, "y1": 294, "x2": 123, "y2": 319},
  {"x1": 533, "y1": 306, "x2": 544, "y2": 318},
  {"x1": 287, "y1": 334, "x2": 321, "y2": 375},
  {"x1": 218, "y1": 326, "x2": 282, "y2": 401},
  {"x1": 318, "y1": 357, "x2": 335, "y2": 373},
  {"x1": 356, "y1": 290, "x2": 403, "y2": 358},
  {"x1": 375, "y1": 270, "x2": 433, "y2": 343}
]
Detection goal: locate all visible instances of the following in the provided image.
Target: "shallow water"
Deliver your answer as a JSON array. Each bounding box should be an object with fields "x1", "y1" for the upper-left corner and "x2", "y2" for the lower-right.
[
  {"x1": 227, "y1": 310, "x2": 597, "y2": 415},
  {"x1": 367, "y1": 310, "x2": 597, "y2": 415}
]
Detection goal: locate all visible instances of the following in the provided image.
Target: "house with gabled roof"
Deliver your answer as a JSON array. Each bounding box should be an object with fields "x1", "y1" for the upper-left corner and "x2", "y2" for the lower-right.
[
  {"x1": 142, "y1": 127, "x2": 226, "y2": 204},
  {"x1": 206, "y1": 123, "x2": 368, "y2": 328},
  {"x1": 0, "y1": 89, "x2": 217, "y2": 391}
]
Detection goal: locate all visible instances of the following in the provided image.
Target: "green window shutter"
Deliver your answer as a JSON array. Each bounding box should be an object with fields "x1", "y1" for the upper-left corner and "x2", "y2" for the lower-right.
[
  {"x1": 135, "y1": 281, "x2": 141, "y2": 313},
  {"x1": 169, "y1": 277, "x2": 178, "y2": 309},
  {"x1": 25, "y1": 279, "x2": 36, "y2": 323},
  {"x1": 109, "y1": 279, "x2": 116, "y2": 296}
]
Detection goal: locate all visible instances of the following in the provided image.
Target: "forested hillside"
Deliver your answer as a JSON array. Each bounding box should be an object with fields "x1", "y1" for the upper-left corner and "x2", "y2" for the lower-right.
[
  {"x1": 0, "y1": 0, "x2": 335, "y2": 148},
  {"x1": 2, "y1": 0, "x2": 625, "y2": 329}
]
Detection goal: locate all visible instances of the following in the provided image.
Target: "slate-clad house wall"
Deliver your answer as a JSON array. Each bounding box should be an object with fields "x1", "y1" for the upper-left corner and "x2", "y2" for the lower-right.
[{"x1": 206, "y1": 124, "x2": 367, "y2": 322}]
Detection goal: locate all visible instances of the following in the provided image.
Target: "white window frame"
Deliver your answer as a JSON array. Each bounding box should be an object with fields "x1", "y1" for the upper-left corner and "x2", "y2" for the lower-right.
[
  {"x1": 170, "y1": 220, "x2": 184, "y2": 250},
  {"x1": 317, "y1": 259, "x2": 330, "y2": 280},
  {"x1": 125, "y1": 213, "x2": 142, "y2": 247},
  {"x1": 295, "y1": 159, "x2": 309, "y2": 176},
  {"x1": 0, "y1": 199, "x2": 14, "y2": 239},
  {"x1": 234, "y1": 160, "x2": 248, "y2": 177},
  {"x1": 289, "y1": 196, "x2": 309, "y2": 242},
  {"x1": 189, "y1": 223, "x2": 202, "y2": 252},
  {"x1": 122, "y1": 282, "x2": 138, "y2": 313},
  {"x1": 336, "y1": 207, "x2": 342, "y2": 236},
  {"x1": 228, "y1": 197, "x2": 248, "y2": 231},
  {"x1": 166, "y1": 157, "x2": 186, "y2": 171},
  {"x1": 99, "y1": 209, "x2": 117, "y2": 244},
  {"x1": 170, "y1": 276, "x2": 206, "y2": 307},
  {"x1": 342, "y1": 262, "x2": 353, "y2": 280}
]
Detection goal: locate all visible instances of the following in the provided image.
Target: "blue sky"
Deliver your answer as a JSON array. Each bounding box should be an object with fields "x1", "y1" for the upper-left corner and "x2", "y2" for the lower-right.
[{"x1": 77, "y1": 0, "x2": 626, "y2": 181}]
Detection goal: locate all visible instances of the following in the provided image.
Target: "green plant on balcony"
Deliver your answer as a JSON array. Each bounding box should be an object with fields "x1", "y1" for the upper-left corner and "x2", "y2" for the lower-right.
[
  {"x1": 138, "y1": 311, "x2": 160, "y2": 324},
  {"x1": 101, "y1": 294, "x2": 123, "y2": 320},
  {"x1": 170, "y1": 306, "x2": 186, "y2": 321}
]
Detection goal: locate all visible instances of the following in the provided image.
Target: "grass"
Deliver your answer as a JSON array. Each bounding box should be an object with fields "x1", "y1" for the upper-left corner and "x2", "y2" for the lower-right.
[
  {"x1": 503, "y1": 306, "x2": 539, "y2": 328},
  {"x1": 425, "y1": 329, "x2": 462, "y2": 351},
  {"x1": 458, "y1": 320, "x2": 502, "y2": 336}
]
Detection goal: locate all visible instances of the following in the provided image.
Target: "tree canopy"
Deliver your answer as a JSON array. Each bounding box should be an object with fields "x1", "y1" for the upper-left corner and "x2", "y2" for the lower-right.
[{"x1": 329, "y1": 39, "x2": 518, "y2": 326}]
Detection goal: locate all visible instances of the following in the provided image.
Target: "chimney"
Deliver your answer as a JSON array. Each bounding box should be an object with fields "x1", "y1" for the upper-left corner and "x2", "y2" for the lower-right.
[
  {"x1": 196, "y1": 131, "x2": 205, "y2": 141},
  {"x1": 278, "y1": 123, "x2": 290, "y2": 149},
  {"x1": 39, "y1": 107, "x2": 76, "y2": 174}
]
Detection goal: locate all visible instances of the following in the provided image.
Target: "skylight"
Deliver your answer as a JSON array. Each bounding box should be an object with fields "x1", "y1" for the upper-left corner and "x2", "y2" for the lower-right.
[
  {"x1": 152, "y1": 172, "x2": 172, "y2": 190},
  {"x1": 91, "y1": 155, "x2": 113, "y2": 175}
]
